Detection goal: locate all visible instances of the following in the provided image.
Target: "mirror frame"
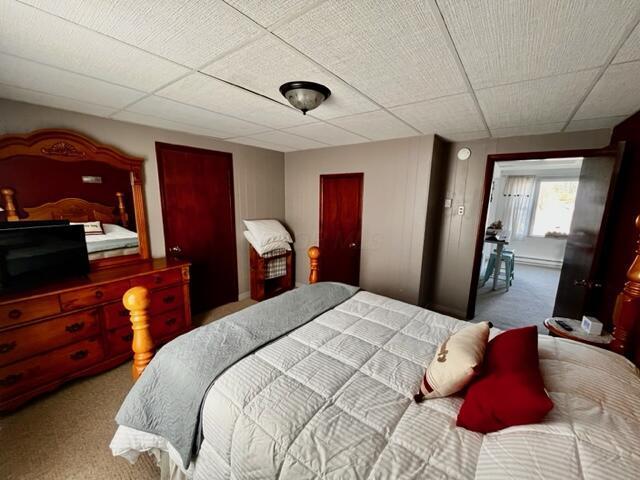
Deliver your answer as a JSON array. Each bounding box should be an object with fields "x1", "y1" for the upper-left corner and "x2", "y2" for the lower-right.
[{"x1": 0, "y1": 129, "x2": 150, "y2": 270}]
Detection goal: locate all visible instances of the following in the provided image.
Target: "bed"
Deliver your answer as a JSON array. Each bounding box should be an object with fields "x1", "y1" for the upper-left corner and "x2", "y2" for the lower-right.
[
  {"x1": 0, "y1": 188, "x2": 139, "y2": 260},
  {"x1": 111, "y1": 225, "x2": 640, "y2": 479}
]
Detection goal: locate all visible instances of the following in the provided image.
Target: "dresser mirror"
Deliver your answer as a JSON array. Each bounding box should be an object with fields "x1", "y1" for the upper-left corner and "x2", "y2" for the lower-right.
[{"x1": 0, "y1": 129, "x2": 149, "y2": 270}]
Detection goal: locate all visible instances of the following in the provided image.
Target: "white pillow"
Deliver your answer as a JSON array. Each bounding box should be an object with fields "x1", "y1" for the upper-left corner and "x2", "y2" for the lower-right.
[
  {"x1": 71, "y1": 221, "x2": 104, "y2": 235},
  {"x1": 244, "y1": 231, "x2": 291, "y2": 256},
  {"x1": 243, "y1": 219, "x2": 292, "y2": 248},
  {"x1": 415, "y1": 321, "x2": 490, "y2": 401}
]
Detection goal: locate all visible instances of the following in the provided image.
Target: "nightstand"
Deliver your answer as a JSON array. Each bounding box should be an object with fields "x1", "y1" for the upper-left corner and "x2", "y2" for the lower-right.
[{"x1": 543, "y1": 318, "x2": 612, "y2": 348}]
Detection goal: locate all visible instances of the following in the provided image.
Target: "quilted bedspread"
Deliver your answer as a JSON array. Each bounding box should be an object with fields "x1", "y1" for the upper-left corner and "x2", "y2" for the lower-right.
[{"x1": 114, "y1": 291, "x2": 640, "y2": 479}]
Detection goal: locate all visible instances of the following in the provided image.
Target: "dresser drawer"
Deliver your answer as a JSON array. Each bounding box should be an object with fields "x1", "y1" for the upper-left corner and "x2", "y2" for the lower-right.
[
  {"x1": 103, "y1": 301, "x2": 131, "y2": 330},
  {"x1": 0, "y1": 296, "x2": 60, "y2": 329},
  {"x1": 134, "y1": 269, "x2": 182, "y2": 290},
  {"x1": 0, "y1": 337, "x2": 104, "y2": 399},
  {"x1": 150, "y1": 308, "x2": 185, "y2": 343},
  {"x1": 0, "y1": 309, "x2": 99, "y2": 366},
  {"x1": 60, "y1": 280, "x2": 130, "y2": 311},
  {"x1": 150, "y1": 285, "x2": 183, "y2": 314},
  {"x1": 106, "y1": 325, "x2": 134, "y2": 357}
]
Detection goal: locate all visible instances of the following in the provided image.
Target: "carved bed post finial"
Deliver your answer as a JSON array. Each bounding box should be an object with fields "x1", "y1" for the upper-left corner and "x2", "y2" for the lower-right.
[
  {"x1": 123, "y1": 286, "x2": 154, "y2": 380},
  {"x1": 610, "y1": 215, "x2": 640, "y2": 362},
  {"x1": 308, "y1": 246, "x2": 320, "y2": 284},
  {"x1": 116, "y1": 192, "x2": 128, "y2": 228},
  {"x1": 1, "y1": 187, "x2": 19, "y2": 221}
]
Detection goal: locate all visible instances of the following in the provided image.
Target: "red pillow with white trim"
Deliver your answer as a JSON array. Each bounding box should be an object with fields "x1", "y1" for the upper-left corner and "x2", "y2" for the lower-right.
[{"x1": 456, "y1": 325, "x2": 553, "y2": 433}]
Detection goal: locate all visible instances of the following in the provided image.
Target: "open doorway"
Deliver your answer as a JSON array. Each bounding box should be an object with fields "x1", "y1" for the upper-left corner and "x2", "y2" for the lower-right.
[
  {"x1": 475, "y1": 157, "x2": 582, "y2": 333},
  {"x1": 468, "y1": 145, "x2": 622, "y2": 334}
]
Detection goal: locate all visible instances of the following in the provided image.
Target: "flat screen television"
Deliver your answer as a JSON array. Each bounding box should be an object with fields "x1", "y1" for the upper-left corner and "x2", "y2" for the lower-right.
[{"x1": 0, "y1": 223, "x2": 90, "y2": 292}]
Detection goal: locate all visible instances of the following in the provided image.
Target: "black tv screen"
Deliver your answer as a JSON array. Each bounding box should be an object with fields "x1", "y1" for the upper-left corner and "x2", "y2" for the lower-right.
[{"x1": 0, "y1": 224, "x2": 90, "y2": 292}]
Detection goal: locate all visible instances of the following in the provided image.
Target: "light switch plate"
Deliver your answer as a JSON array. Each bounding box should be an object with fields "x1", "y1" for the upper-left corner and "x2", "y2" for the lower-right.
[
  {"x1": 457, "y1": 205, "x2": 465, "y2": 215},
  {"x1": 444, "y1": 198, "x2": 452, "y2": 208}
]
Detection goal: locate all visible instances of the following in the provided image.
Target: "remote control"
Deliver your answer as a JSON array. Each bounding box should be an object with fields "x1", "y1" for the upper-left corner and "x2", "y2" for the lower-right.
[{"x1": 556, "y1": 320, "x2": 573, "y2": 331}]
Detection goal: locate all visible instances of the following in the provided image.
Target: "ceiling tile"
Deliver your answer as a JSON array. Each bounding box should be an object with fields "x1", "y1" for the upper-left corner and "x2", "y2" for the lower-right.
[
  {"x1": 274, "y1": 0, "x2": 466, "y2": 107},
  {"x1": 157, "y1": 73, "x2": 315, "y2": 129},
  {"x1": 229, "y1": 136, "x2": 294, "y2": 152},
  {"x1": 125, "y1": 95, "x2": 269, "y2": 137},
  {"x1": 0, "y1": 82, "x2": 117, "y2": 117},
  {"x1": 330, "y1": 110, "x2": 418, "y2": 141},
  {"x1": 22, "y1": 0, "x2": 264, "y2": 68},
  {"x1": 490, "y1": 123, "x2": 566, "y2": 138},
  {"x1": 574, "y1": 61, "x2": 640, "y2": 120},
  {"x1": 390, "y1": 94, "x2": 486, "y2": 135},
  {"x1": 477, "y1": 70, "x2": 598, "y2": 129},
  {"x1": 246, "y1": 131, "x2": 328, "y2": 150},
  {"x1": 225, "y1": 0, "x2": 319, "y2": 28},
  {"x1": 614, "y1": 23, "x2": 640, "y2": 64},
  {"x1": 441, "y1": 131, "x2": 489, "y2": 142},
  {"x1": 0, "y1": 53, "x2": 144, "y2": 109},
  {"x1": 0, "y1": 0, "x2": 189, "y2": 91},
  {"x1": 438, "y1": 0, "x2": 640, "y2": 89},
  {"x1": 565, "y1": 116, "x2": 627, "y2": 132},
  {"x1": 112, "y1": 110, "x2": 234, "y2": 139},
  {"x1": 282, "y1": 122, "x2": 369, "y2": 146},
  {"x1": 203, "y1": 35, "x2": 378, "y2": 120}
]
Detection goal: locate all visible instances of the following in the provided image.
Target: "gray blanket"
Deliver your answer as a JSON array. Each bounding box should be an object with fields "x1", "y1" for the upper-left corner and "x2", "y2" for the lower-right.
[{"x1": 115, "y1": 282, "x2": 359, "y2": 469}]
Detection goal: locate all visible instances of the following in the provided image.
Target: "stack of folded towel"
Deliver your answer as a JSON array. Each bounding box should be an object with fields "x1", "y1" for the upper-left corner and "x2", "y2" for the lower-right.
[{"x1": 243, "y1": 219, "x2": 292, "y2": 279}]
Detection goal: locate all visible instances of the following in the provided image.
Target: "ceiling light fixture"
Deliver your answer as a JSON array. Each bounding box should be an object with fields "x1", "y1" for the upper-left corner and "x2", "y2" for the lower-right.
[{"x1": 279, "y1": 81, "x2": 331, "y2": 115}]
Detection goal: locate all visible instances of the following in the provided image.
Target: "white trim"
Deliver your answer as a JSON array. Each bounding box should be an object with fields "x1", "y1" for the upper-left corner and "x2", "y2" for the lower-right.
[
  {"x1": 515, "y1": 257, "x2": 562, "y2": 269},
  {"x1": 238, "y1": 291, "x2": 250, "y2": 301}
]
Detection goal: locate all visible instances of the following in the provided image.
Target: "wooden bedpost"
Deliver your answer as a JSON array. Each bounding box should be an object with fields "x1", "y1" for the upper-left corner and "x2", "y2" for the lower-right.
[
  {"x1": 610, "y1": 215, "x2": 640, "y2": 364},
  {"x1": 1, "y1": 187, "x2": 19, "y2": 221},
  {"x1": 123, "y1": 286, "x2": 154, "y2": 380},
  {"x1": 308, "y1": 246, "x2": 320, "y2": 284},
  {"x1": 116, "y1": 191, "x2": 129, "y2": 228}
]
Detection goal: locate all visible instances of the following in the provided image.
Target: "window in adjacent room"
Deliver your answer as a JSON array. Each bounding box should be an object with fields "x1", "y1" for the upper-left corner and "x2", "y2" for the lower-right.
[{"x1": 530, "y1": 179, "x2": 579, "y2": 236}]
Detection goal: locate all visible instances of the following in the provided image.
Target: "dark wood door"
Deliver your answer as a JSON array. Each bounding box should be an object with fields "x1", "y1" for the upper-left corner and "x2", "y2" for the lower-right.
[
  {"x1": 156, "y1": 143, "x2": 238, "y2": 313},
  {"x1": 553, "y1": 146, "x2": 623, "y2": 319},
  {"x1": 319, "y1": 173, "x2": 363, "y2": 285}
]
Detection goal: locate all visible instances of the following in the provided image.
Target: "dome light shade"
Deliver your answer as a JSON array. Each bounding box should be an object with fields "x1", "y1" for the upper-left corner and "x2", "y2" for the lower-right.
[{"x1": 279, "y1": 81, "x2": 331, "y2": 115}]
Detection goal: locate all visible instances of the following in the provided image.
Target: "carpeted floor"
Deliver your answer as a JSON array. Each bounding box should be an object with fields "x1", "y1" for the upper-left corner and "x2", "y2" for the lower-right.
[
  {"x1": 0, "y1": 299, "x2": 255, "y2": 480},
  {"x1": 474, "y1": 263, "x2": 560, "y2": 333}
]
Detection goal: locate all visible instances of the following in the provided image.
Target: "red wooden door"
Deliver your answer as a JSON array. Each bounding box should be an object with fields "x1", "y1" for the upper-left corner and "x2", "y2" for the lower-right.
[
  {"x1": 156, "y1": 143, "x2": 238, "y2": 313},
  {"x1": 553, "y1": 145, "x2": 623, "y2": 319},
  {"x1": 319, "y1": 173, "x2": 363, "y2": 285}
]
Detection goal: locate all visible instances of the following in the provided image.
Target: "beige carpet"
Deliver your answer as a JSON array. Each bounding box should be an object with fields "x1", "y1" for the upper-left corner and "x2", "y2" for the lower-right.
[{"x1": 0, "y1": 299, "x2": 255, "y2": 480}]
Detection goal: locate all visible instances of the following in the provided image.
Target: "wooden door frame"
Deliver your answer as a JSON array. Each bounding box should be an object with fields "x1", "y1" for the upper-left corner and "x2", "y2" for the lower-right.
[
  {"x1": 155, "y1": 141, "x2": 238, "y2": 300},
  {"x1": 319, "y1": 172, "x2": 364, "y2": 282},
  {"x1": 467, "y1": 145, "x2": 621, "y2": 319}
]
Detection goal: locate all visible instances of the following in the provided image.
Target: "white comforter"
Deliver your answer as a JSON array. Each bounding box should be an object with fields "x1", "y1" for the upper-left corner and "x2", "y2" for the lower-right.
[{"x1": 112, "y1": 291, "x2": 640, "y2": 479}]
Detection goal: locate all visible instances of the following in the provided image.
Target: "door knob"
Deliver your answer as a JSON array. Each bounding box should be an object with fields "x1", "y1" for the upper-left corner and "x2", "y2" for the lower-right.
[
  {"x1": 169, "y1": 246, "x2": 182, "y2": 255},
  {"x1": 348, "y1": 242, "x2": 358, "y2": 249}
]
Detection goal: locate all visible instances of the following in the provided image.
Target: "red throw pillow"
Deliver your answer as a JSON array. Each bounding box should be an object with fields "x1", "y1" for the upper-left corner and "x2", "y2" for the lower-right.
[{"x1": 456, "y1": 325, "x2": 553, "y2": 433}]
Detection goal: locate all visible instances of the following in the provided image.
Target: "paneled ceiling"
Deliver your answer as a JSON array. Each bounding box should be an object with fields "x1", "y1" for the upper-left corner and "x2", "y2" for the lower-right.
[{"x1": 1, "y1": 0, "x2": 639, "y2": 152}]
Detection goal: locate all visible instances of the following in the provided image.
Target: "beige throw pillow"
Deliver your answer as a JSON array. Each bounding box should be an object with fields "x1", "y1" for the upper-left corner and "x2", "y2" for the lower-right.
[{"x1": 415, "y1": 321, "x2": 491, "y2": 402}]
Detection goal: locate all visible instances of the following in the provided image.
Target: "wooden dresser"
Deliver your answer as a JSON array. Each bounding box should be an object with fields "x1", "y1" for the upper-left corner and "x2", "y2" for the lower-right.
[{"x1": 0, "y1": 258, "x2": 190, "y2": 411}]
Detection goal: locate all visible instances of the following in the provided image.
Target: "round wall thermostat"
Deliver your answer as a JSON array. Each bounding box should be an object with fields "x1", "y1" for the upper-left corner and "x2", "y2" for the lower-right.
[{"x1": 457, "y1": 147, "x2": 471, "y2": 160}]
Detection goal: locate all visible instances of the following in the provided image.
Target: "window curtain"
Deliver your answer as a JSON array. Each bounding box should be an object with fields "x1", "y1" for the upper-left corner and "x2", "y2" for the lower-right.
[{"x1": 502, "y1": 176, "x2": 535, "y2": 240}]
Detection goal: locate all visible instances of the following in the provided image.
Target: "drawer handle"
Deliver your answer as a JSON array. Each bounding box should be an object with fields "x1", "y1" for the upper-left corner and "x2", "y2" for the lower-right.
[
  {"x1": 154, "y1": 275, "x2": 163, "y2": 284},
  {"x1": 165, "y1": 317, "x2": 177, "y2": 326},
  {"x1": 8, "y1": 309, "x2": 22, "y2": 320},
  {"x1": 162, "y1": 295, "x2": 176, "y2": 304},
  {"x1": 65, "y1": 321, "x2": 85, "y2": 333},
  {"x1": 0, "y1": 373, "x2": 22, "y2": 387},
  {"x1": 70, "y1": 349, "x2": 89, "y2": 361},
  {"x1": 0, "y1": 341, "x2": 17, "y2": 354},
  {"x1": 94, "y1": 290, "x2": 104, "y2": 299},
  {"x1": 121, "y1": 333, "x2": 133, "y2": 342}
]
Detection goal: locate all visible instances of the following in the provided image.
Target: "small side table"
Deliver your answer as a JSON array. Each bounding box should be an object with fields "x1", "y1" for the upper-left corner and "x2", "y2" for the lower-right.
[{"x1": 543, "y1": 318, "x2": 612, "y2": 348}]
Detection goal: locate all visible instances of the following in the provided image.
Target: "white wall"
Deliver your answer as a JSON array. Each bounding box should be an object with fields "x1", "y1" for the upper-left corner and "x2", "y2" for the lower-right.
[
  {"x1": 0, "y1": 99, "x2": 285, "y2": 298},
  {"x1": 285, "y1": 135, "x2": 434, "y2": 304}
]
